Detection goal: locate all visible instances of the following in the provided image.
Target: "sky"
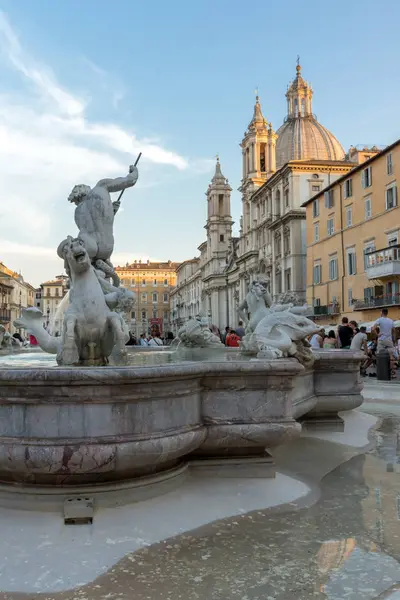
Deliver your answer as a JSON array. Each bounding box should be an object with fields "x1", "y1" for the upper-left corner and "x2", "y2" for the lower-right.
[{"x1": 0, "y1": 0, "x2": 399, "y2": 286}]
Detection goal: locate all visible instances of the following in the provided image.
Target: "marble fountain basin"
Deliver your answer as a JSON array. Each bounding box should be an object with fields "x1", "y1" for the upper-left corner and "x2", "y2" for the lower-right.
[{"x1": 0, "y1": 349, "x2": 364, "y2": 509}]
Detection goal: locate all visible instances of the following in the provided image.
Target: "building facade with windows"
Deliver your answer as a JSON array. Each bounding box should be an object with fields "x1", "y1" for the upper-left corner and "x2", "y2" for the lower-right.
[
  {"x1": 170, "y1": 259, "x2": 202, "y2": 331},
  {"x1": 40, "y1": 276, "x2": 68, "y2": 332},
  {"x1": 172, "y1": 61, "x2": 381, "y2": 330},
  {"x1": 115, "y1": 261, "x2": 179, "y2": 337},
  {"x1": 303, "y1": 139, "x2": 400, "y2": 326},
  {"x1": 0, "y1": 262, "x2": 36, "y2": 333}
]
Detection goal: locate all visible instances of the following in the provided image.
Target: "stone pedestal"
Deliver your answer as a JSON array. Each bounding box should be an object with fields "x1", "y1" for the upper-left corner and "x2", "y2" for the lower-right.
[
  {"x1": 191, "y1": 360, "x2": 304, "y2": 477},
  {"x1": 302, "y1": 349, "x2": 364, "y2": 431}
]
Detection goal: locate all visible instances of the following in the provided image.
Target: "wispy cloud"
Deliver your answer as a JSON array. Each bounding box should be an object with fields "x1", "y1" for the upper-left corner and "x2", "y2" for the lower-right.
[{"x1": 0, "y1": 10, "x2": 192, "y2": 283}]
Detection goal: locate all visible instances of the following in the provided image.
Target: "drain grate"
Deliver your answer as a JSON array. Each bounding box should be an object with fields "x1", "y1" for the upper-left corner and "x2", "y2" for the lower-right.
[{"x1": 64, "y1": 497, "x2": 94, "y2": 525}]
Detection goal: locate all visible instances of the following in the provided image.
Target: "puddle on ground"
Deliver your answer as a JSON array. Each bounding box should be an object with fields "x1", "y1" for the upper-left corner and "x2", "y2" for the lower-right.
[{"x1": 1, "y1": 414, "x2": 400, "y2": 600}]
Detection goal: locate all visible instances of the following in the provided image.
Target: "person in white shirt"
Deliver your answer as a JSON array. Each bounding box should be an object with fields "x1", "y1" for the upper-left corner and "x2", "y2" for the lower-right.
[
  {"x1": 310, "y1": 329, "x2": 324, "y2": 349},
  {"x1": 350, "y1": 326, "x2": 368, "y2": 351},
  {"x1": 139, "y1": 334, "x2": 148, "y2": 346},
  {"x1": 374, "y1": 309, "x2": 394, "y2": 352},
  {"x1": 148, "y1": 336, "x2": 163, "y2": 347},
  {"x1": 374, "y1": 309, "x2": 396, "y2": 378}
]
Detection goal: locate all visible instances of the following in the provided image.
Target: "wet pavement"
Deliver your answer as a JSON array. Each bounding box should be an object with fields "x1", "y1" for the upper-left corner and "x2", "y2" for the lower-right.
[{"x1": 1, "y1": 409, "x2": 400, "y2": 599}]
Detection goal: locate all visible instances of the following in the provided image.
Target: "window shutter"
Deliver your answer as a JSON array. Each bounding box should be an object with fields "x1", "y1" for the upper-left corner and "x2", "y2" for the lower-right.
[
  {"x1": 368, "y1": 167, "x2": 372, "y2": 186},
  {"x1": 361, "y1": 170, "x2": 365, "y2": 189}
]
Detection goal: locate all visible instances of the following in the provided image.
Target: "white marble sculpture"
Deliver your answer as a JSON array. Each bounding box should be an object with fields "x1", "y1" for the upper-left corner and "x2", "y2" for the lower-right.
[
  {"x1": 174, "y1": 311, "x2": 223, "y2": 348},
  {"x1": 239, "y1": 278, "x2": 317, "y2": 365},
  {"x1": 68, "y1": 165, "x2": 138, "y2": 286},
  {"x1": 14, "y1": 164, "x2": 138, "y2": 366}
]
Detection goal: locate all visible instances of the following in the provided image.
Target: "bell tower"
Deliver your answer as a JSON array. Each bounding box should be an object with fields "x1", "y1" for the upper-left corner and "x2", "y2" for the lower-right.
[
  {"x1": 285, "y1": 58, "x2": 313, "y2": 118},
  {"x1": 239, "y1": 95, "x2": 277, "y2": 235},
  {"x1": 205, "y1": 157, "x2": 233, "y2": 258}
]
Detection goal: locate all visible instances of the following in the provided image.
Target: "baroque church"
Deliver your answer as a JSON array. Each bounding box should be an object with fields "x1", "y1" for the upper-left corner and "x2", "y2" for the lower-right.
[{"x1": 170, "y1": 63, "x2": 358, "y2": 331}]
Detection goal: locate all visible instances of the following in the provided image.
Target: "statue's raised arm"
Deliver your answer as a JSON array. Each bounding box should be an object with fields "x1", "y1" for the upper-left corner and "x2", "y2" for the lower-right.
[{"x1": 96, "y1": 164, "x2": 138, "y2": 193}]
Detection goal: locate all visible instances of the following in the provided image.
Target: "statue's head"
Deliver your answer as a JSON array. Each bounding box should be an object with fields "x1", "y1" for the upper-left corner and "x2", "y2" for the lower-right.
[
  {"x1": 57, "y1": 236, "x2": 91, "y2": 274},
  {"x1": 68, "y1": 184, "x2": 91, "y2": 205},
  {"x1": 250, "y1": 279, "x2": 268, "y2": 297},
  {"x1": 281, "y1": 314, "x2": 318, "y2": 341}
]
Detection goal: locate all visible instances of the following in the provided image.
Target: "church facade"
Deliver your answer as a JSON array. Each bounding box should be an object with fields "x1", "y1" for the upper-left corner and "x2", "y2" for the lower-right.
[{"x1": 171, "y1": 63, "x2": 358, "y2": 332}]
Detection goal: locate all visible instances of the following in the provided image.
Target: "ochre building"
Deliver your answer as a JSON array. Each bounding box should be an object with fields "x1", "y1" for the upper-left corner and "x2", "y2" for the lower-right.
[
  {"x1": 303, "y1": 139, "x2": 400, "y2": 327},
  {"x1": 115, "y1": 261, "x2": 179, "y2": 337}
]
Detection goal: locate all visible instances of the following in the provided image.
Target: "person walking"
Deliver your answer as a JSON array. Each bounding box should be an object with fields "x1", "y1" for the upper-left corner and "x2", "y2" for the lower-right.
[
  {"x1": 374, "y1": 308, "x2": 396, "y2": 378},
  {"x1": 338, "y1": 317, "x2": 353, "y2": 349}
]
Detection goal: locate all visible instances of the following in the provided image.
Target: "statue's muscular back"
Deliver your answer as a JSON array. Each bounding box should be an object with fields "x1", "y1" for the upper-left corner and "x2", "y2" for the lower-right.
[{"x1": 74, "y1": 184, "x2": 115, "y2": 261}]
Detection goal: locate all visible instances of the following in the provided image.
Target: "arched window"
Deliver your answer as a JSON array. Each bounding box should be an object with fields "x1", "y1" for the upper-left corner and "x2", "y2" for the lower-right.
[
  {"x1": 246, "y1": 148, "x2": 250, "y2": 174},
  {"x1": 301, "y1": 98, "x2": 305, "y2": 117},
  {"x1": 294, "y1": 99, "x2": 298, "y2": 117}
]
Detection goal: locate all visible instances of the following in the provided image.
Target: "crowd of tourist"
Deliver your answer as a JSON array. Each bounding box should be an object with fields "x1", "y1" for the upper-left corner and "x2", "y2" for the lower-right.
[
  {"x1": 125, "y1": 331, "x2": 175, "y2": 347},
  {"x1": 309, "y1": 309, "x2": 400, "y2": 378}
]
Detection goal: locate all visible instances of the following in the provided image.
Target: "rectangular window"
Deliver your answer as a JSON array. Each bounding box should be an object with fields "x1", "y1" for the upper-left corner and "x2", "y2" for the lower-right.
[
  {"x1": 312, "y1": 199, "x2": 319, "y2": 217},
  {"x1": 324, "y1": 189, "x2": 334, "y2": 208},
  {"x1": 141, "y1": 293, "x2": 147, "y2": 301},
  {"x1": 312, "y1": 185, "x2": 320, "y2": 192},
  {"x1": 327, "y1": 218, "x2": 335, "y2": 236},
  {"x1": 365, "y1": 196, "x2": 372, "y2": 219},
  {"x1": 284, "y1": 189, "x2": 289, "y2": 207},
  {"x1": 313, "y1": 264, "x2": 322, "y2": 285},
  {"x1": 131, "y1": 311, "x2": 136, "y2": 320},
  {"x1": 142, "y1": 279, "x2": 146, "y2": 286},
  {"x1": 387, "y1": 233, "x2": 398, "y2": 247},
  {"x1": 364, "y1": 243, "x2": 376, "y2": 269},
  {"x1": 387, "y1": 152, "x2": 393, "y2": 175},
  {"x1": 313, "y1": 298, "x2": 321, "y2": 307},
  {"x1": 141, "y1": 310, "x2": 147, "y2": 319},
  {"x1": 152, "y1": 309, "x2": 158, "y2": 318},
  {"x1": 344, "y1": 179, "x2": 353, "y2": 199},
  {"x1": 347, "y1": 249, "x2": 357, "y2": 275},
  {"x1": 219, "y1": 234, "x2": 224, "y2": 242},
  {"x1": 364, "y1": 287, "x2": 374, "y2": 301},
  {"x1": 164, "y1": 278, "x2": 168, "y2": 286},
  {"x1": 346, "y1": 206, "x2": 352, "y2": 227},
  {"x1": 47, "y1": 288, "x2": 51, "y2": 296},
  {"x1": 386, "y1": 185, "x2": 397, "y2": 210},
  {"x1": 314, "y1": 222, "x2": 319, "y2": 242},
  {"x1": 348, "y1": 288, "x2": 353, "y2": 308},
  {"x1": 164, "y1": 310, "x2": 169, "y2": 319},
  {"x1": 329, "y1": 257, "x2": 338, "y2": 280},
  {"x1": 153, "y1": 278, "x2": 157, "y2": 286},
  {"x1": 55, "y1": 288, "x2": 59, "y2": 297},
  {"x1": 362, "y1": 166, "x2": 372, "y2": 188},
  {"x1": 152, "y1": 292, "x2": 158, "y2": 303},
  {"x1": 285, "y1": 269, "x2": 291, "y2": 291},
  {"x1": 163, "y1": 293, "x2": 168, "y2": 302}
]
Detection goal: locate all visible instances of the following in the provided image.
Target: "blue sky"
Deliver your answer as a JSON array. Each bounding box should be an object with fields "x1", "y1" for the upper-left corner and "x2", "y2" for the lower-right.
[{"x1": 0, "y1": 0, "x2": 399, "y2": 285}]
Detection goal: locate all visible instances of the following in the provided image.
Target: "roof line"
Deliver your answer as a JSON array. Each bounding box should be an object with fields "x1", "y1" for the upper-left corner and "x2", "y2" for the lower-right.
[{"x1": 302, "y1": 138, "x2": 400, "y2": 207}]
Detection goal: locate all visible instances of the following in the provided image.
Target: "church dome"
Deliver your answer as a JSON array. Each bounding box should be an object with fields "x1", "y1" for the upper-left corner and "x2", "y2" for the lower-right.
[{"x1": 275, "y1": 63, "x2": 345, "y2": 169}]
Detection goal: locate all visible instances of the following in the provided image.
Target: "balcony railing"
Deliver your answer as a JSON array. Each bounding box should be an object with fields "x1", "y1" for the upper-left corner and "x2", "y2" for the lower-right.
[
  {"x1": 313, "y1": 303, "x2": 340, "y2": 316},
  {"x1": 353, "y1": 294, "x2": 400, "y2": 310},
  {"x1": 365, "y1": 245, "x2": 400, "y2": 279},
  {"x1": 0, "y1": 309, "x2": 11, "y2": 322}
]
